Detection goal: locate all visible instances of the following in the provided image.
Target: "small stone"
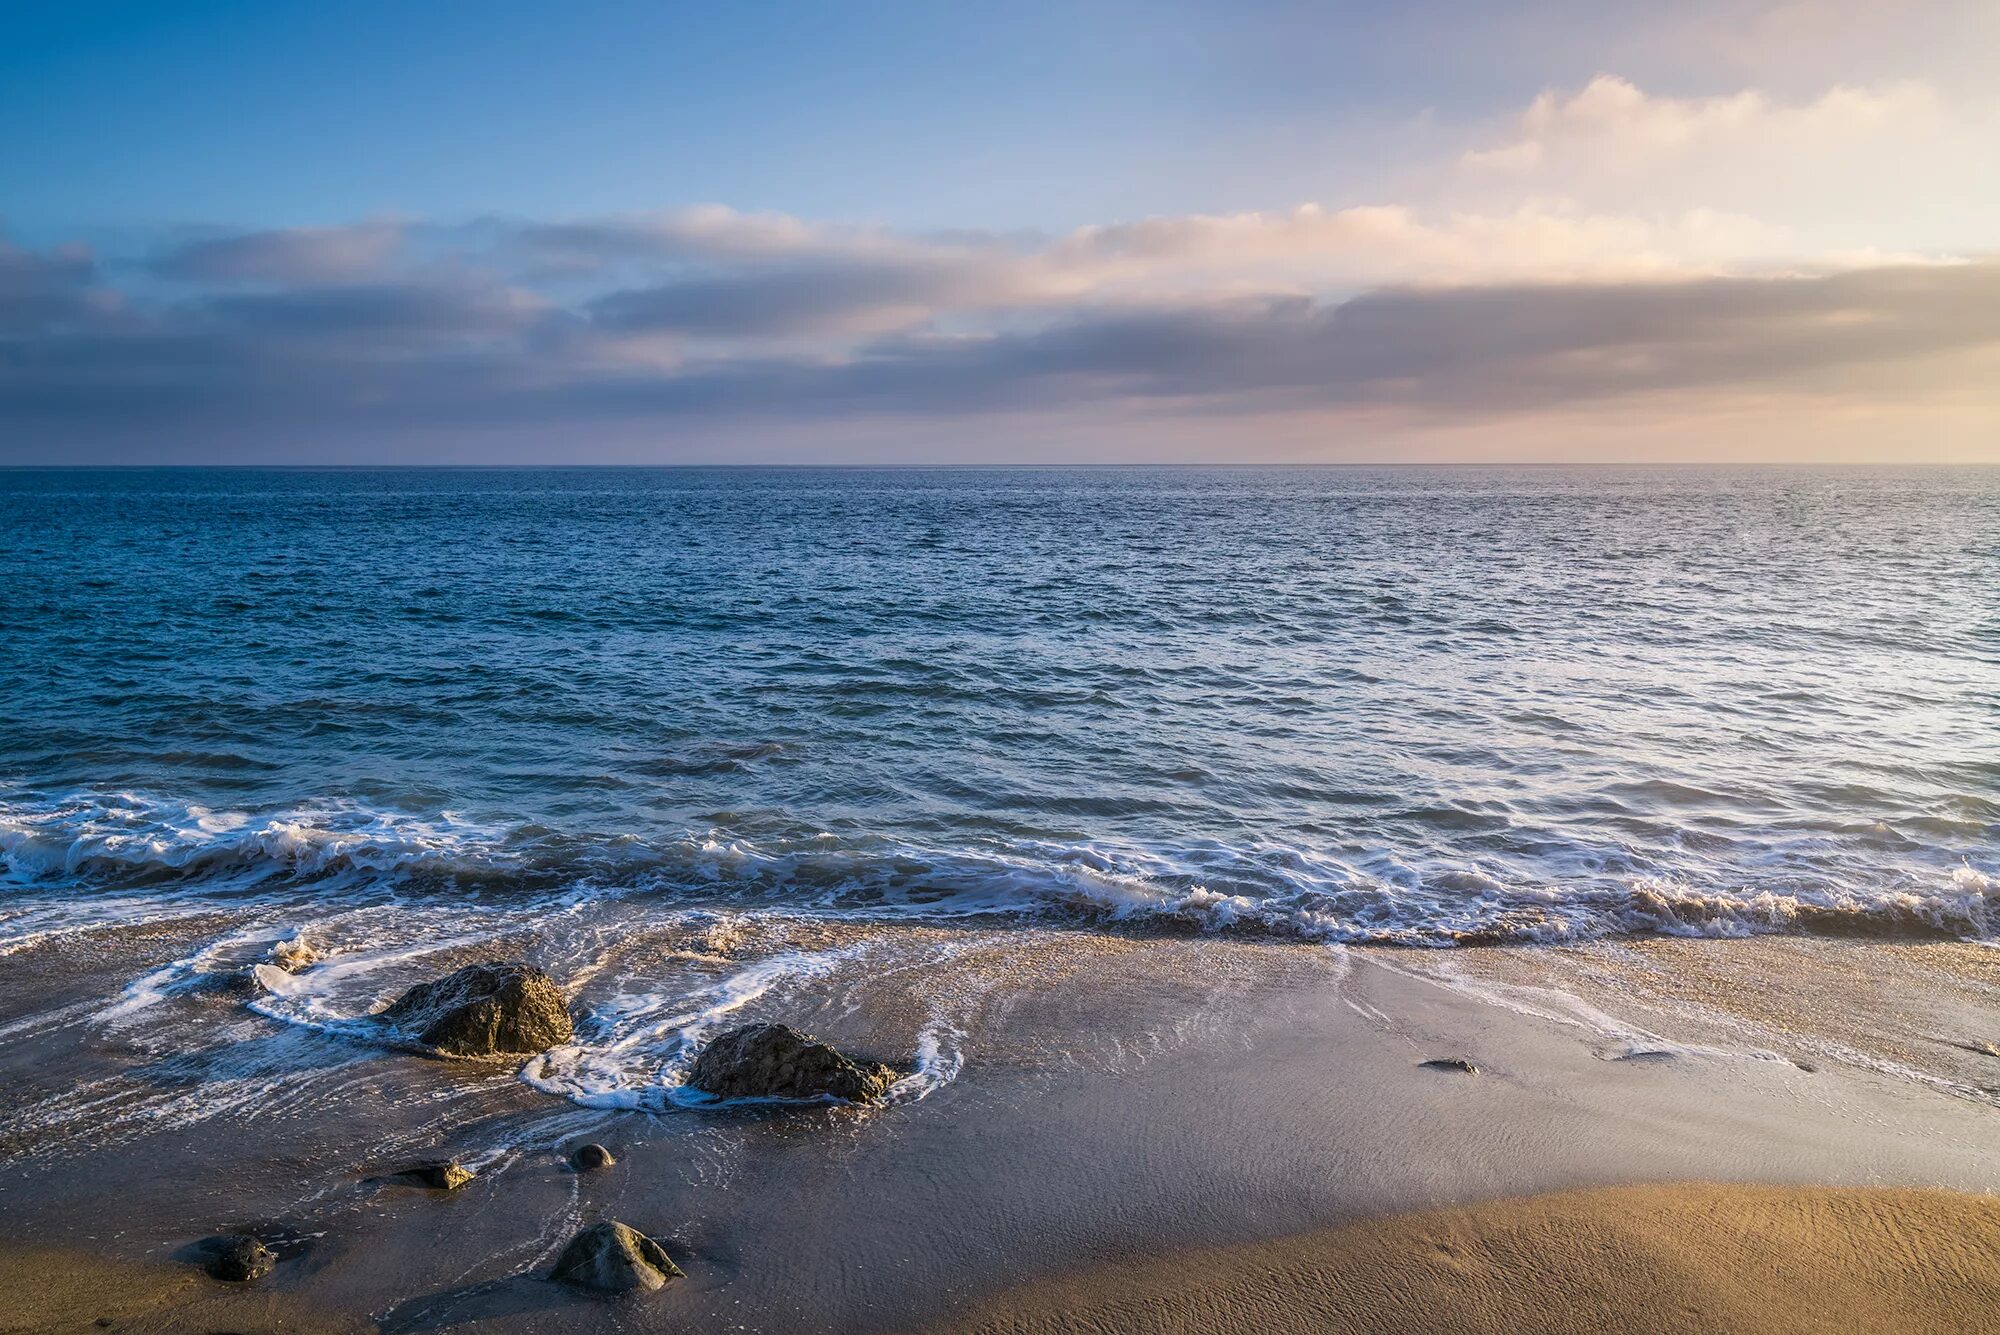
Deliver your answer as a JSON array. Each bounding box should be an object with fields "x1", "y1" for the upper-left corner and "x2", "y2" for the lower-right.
[
  {"x1": 205, "y1": 1235, "x2": 275, "y2": 1283},
  {"x1": 570, "y1": 1143, "x2": 615, "y2": 1171},
  {"x1": 394, "y1": 1158, "x2": 474, "y2": 1190},
  {"x1": 550, "y1": 1220, "x2": 683, "y2": 1293},
  {"x1": 1419, "y1": 1058, "x2": 1479, "y2": 1075}
]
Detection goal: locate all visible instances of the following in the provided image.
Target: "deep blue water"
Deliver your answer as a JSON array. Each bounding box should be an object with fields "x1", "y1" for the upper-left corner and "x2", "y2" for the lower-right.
[{"x1": 2, "y1": 466, "x2": 1996, "y2": 948}]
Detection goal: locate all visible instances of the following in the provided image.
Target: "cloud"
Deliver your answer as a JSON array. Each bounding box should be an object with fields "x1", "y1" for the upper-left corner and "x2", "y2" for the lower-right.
[
  {"x1": 554, "y1": 200, "x2": 1800, "y2": 348},
  {"x1": 1451, "y1": 75, "x2": 1997, "y2": 254},
  {"x1": 200, "y1": 278, "x2": 551, "y2": 345},
  {"x1": 606, "y1": 260, "x2": 2000, "y2": 419},
  {"x1": 510, "y1": 206, "x2": 843, "y2": 269},
  {"x1": 1050, "y1": 203, "x2": 1792, "y2": 287},
  {"x1": 3, "y1": 68, "x2": 1997, "y2": 461},
  {"x1": 1462, "y1": 75, "x2": 1948, "y2": 173},
  {"x1": 0, "y1": 237, "x2": 120, "y2": 334},
  {"x1": 587, "y1": 255, "x2": 1010, "y2": 339},
  {"x1": 151, "y1": 222, "x2": 406, "y2": 284},
  {"x1": 7, "y1": 234, "x2": 1996, "y2": 459}
]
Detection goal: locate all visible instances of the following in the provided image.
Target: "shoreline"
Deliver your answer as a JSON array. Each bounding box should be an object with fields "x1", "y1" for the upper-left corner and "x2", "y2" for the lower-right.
[{"x1": 3, "y1": 932, "x2": 1999, "y2": 1332}]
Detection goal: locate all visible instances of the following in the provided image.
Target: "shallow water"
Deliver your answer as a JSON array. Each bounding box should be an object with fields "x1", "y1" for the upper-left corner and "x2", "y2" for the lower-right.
[{"x1": 1, "y1": 466, "x2": 1996, "y2": 1115}]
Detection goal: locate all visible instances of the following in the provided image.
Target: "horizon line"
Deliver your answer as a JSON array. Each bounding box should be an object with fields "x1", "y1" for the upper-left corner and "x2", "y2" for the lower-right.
[{"x1": 4, "y1": 461, "x2": 1996, "y2": 472}]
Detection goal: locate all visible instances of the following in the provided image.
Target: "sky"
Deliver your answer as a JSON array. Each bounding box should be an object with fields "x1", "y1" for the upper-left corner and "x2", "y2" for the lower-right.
[{"x1": 3, "y1": 0, "x2": 1998, "y2": 464}]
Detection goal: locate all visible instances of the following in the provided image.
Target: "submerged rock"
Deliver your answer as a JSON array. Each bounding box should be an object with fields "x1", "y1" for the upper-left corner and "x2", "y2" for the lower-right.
[
  {"x1": 204, "y1": 1235, "x2": 275, "y2": 1283},
  {"x1": 550, "y1": 1221, "x2": 683, "y2": 1293},
  {"x1": 394, "y1": 1158, "x2": 474, "y2": 1190},
  {"x1": 376, "y1": 962, "x2": 573, "y2": 1057},
  {"x1": 684, "y1": 1023, "x2": 899, "y2": 1103},
  {"x1": 1420, "y1": 1058, "x2": 1479, "y2": 1075},
  {"x1": 270, "y1": 936, "x2": 319, "y2": 972},
  {"x1": 570, "y1": 1142, "x2": 615, "y2": 1171},
  {"x1": 187, "y1": 967, "x2": 264, "y2": 999}
]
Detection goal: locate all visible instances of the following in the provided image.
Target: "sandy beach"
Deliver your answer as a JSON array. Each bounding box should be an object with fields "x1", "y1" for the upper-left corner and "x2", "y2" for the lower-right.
[
  {"x1": 917, "y1": 1183, "x2": 2000, "y2": 1335},
  {"x1": 7, "y1": 0, "x2": 1999, "y2": 1311},
  {"x1": 4, "y1": 925, "x2": 1998, "y2": 1333}
]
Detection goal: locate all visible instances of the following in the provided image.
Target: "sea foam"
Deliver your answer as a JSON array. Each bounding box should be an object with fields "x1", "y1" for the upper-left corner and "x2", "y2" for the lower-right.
[{"x1": 3, "y1": 789, "x2": 1994, "y2": 953}]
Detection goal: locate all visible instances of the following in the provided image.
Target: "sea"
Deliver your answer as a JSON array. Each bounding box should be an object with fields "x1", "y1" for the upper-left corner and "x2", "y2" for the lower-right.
[{"x1": 1, "y1": 465, "x2": 1995, "y2": 1111}]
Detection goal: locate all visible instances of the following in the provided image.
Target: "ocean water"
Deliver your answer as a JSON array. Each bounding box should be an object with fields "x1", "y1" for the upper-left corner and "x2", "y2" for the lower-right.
[{"x1": 1, "y1": 466, "x2": 1996, "y2": 1112}]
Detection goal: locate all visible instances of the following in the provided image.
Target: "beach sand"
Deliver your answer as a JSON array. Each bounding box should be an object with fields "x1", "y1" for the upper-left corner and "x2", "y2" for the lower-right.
[
  {"x1": 2, "y1": 928, "x2": 1998, "y2": 1333},
  {"x1": 915, "y1": 1182, "x2": 2000, "y2": 1335},
  {"x1": 0, "y1": 1245, "x2": 371, "y2": 1335},
  {"x1": 14, "y1": 1183, "x2": 2000, "y2": 1334}
]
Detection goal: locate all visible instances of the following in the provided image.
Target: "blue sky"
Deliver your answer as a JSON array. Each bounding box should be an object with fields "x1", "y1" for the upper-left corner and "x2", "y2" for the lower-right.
[
  {"x1": 8, "y1": 1, "x2": 1298, "y2": 231},
  {"x1": 17, "y1": 0, "x2": 1962, "y2": 233},
  {"x1": 6, "y1": 1, "x2": 1552, "y2": 232},
  {"x1": 3, "y1": 1, "x2": 1997, "y2": 462}
]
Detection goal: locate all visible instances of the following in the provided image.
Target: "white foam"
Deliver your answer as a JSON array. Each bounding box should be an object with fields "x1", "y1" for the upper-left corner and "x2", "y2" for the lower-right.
[
  {"x1": 522, "y1": 942, "x2": 887, "y2": 1112},
  {"x1": 3, "y1": 788, "x2": 1995, "y2": 964},
  {"x1": 888, "y1": 1020, "x2": 965, "y2": 1104},
  {"x1": 0, "y1": 790, "x2": 513, "y2": 889}
]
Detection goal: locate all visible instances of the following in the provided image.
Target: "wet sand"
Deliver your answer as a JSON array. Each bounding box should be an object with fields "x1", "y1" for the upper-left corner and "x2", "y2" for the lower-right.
[
  {"x1": 3, "y1": 927, "x2": 1999, "y2": 1333},
  {"x1": 915, "y1": 1183, "x2": 2000, "y2": 1335},
  {"x1": 0, "y1": 1245, "x2": 370, "y2": 1335},
  {"x1": 17, "y1": 1183, "x2": 2000, "y2": 1334},
  {"x1": 1385, "y1": 935, "x2": 2000, "y2": 1104}
]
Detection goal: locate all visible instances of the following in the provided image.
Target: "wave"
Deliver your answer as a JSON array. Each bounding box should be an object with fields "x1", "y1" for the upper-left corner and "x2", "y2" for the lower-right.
[
  {"x1": 0, "y1": 791, "x2": 518, "y2": 887},
  {"x1": 2, "y1": 789, "x2": 1994, "y2": 950}
]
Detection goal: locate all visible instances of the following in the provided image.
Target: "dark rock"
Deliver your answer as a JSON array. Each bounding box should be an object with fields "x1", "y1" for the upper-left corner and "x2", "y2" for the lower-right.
[
  {"x1": 570, "y1": 1142, "x2": 615, "y2": 1171},
  {"x1": 376, "y1": 962, "x2": 573, "y2": 1057},
  {"x1": 684, "y1": 1023, "x2": 899, "y2": 1103},
  {"x1": 204, "y1": 1235, "x2": 275, "y2": 1283},
  {"x1": 186, "y1": 967, "x2": 263, "y2": 999},
  {"x1": 393, "y1": 1158, "x2": 474, "y2": 1190},
  {"x1": 550, "y1": 1221, "x2": 683, "y2": 1293},
  {"x1": 1420, "y1": 1057, "x2": 1479, "y2": 1075}
]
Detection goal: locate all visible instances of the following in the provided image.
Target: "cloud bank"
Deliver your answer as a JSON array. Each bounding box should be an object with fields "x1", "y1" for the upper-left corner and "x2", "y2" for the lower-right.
[{"x1": 4, "y1": 75, "x2": 1997, "y2": 462}]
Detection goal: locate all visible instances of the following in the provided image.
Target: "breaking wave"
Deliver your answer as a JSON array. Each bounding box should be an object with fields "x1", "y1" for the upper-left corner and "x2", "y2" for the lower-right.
[{"x1": 3, "y1": 789, "x2": 1993, "y2": 951}]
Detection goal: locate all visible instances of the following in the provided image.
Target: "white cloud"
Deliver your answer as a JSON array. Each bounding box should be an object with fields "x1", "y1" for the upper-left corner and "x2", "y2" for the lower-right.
[
  {"x1": 1050, "y1": 202, "x2": 1793, "y2": 291},
  {"x1": 1451, "y1": 75, "x2": 1998, "y2": 255},
  {"x1": 550, "y1": 198, "x2": 1805, "y2": 353},
  {"x1": 1463, "y1": 75, "x2": 1948, "y2": 172}
]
